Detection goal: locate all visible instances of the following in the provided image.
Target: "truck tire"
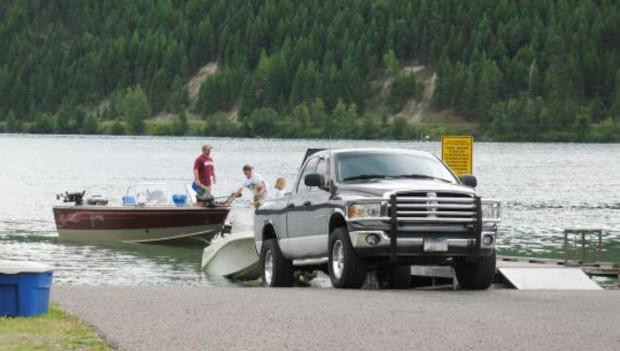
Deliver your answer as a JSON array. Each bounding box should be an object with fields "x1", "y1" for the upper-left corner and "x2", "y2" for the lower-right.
[
  {"x1": 378, "y1": 265, "x2": 411, "y2": 289},
  {"x1": 328, "y1": 227, "x2": 367, "y2": 289},
  {"x1": 454, "y1": 251, "x2": 496, "y2": 290},
  {"x1": 261, "y1": 238, "x2": 294, "y2": 287}
]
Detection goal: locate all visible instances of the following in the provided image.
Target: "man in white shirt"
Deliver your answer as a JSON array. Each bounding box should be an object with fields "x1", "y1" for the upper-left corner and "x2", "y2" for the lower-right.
[{"x1": 234, "y1": 164, "x2": 268, "y2": 208}]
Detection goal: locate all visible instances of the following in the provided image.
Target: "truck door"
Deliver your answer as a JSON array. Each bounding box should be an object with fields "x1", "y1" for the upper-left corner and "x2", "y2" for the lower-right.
[
  {"x1": 308, "y1": 156, "x2": 332, "y2": 255},
  {"x1": 284, "y1": 156, "x2": 321, "y2": 258}
]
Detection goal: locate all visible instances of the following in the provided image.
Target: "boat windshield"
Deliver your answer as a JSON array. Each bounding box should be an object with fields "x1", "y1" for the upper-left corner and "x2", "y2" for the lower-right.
[
  {"x1": 335, "y1": 151, "x2": 458, "y2": 184},
  {"x1": 125, "y1": 183, "x2": 172, "y2": 206}
]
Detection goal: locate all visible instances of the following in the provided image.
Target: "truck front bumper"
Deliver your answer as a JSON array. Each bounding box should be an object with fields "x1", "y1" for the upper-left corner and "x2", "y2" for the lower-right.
[{"x1": 348, "y1": 230, "x2": 496, "y2": 257}]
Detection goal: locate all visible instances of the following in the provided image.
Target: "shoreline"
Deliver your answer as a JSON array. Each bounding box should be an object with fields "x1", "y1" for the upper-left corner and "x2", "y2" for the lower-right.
[{"x1": 2, "y1": 131, "x2": 620, "y2": 144}]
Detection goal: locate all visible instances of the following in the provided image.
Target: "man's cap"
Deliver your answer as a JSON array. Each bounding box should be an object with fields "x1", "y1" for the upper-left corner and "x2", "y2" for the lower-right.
[{"x1": 242, "y1": 164, "x2": 253, "y2": 171}]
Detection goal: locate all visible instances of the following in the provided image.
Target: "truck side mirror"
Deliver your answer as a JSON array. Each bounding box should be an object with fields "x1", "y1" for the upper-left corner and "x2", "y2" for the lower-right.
[
  {"x1": 304, "y1": 173, "x2": 325, "y2": 187},
  {"x1": 460, "y1": 175, "x2": 477, "y2": 188}
]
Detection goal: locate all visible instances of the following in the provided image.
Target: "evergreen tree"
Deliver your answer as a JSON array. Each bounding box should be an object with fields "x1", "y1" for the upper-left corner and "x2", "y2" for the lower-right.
[
  {"x1": 5, "y1": 110, "x2": 20, "y2": 132},
  {"x1": 121, "y1": 86, "x2": 151, "y2": 134},
  {"x1": 81, "y1": 114, "x2": 99, "y2": 134},
  {"x1": 167, "y1": 76, "x2": 189, "y2": 113},
  {"x1": 476, "y1": 66, "x2": 493, "y2": 124},
  {"x1": 611, "y1": 70, "x2": 620, "y2": 121},
  {"x1": 172, "y1": 111, "x2": 189, "y2": 136},
  {"x1": 0, "y1": 0, "x2": 617, "y2": 140},
  {"x1": 459, "y1": 70, "x2": 477, "y2": 119},
  {"x1": 239, "y1": 77, "x2": 256, "y2": 118},
  {"x1": 383, "y1": 49, "x2": 400, "y2": 78}
]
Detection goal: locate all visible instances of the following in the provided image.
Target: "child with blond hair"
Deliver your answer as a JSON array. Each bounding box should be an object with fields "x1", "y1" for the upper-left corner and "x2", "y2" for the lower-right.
[{"x1": 273, "y1": 177, "x2": 287, "y2": 198}]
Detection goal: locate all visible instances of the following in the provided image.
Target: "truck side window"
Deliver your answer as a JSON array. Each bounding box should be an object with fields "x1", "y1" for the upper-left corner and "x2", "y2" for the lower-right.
[
  {"x1": 296, "y1": 157, "x2": 319, "y2": 193},
  {"x1": 315, "y1": 157, "x2": 330, "y2": 186},
  {"x1": 315, "y1": 158, "x2": 327, "y2": 176}
]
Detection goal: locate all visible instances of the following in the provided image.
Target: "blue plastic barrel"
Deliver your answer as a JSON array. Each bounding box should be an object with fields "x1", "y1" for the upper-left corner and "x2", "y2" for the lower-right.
[{"x1": 0, "y1": 261, "x2": 54, "y2": 317}]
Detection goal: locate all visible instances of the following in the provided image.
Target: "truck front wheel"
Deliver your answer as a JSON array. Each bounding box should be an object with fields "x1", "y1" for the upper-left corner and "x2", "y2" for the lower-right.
[
  {"x1": 454, "y1": 251, "x2": 496, "y2": 290},
  {"x1": 261, "y1": 239, "x2": 294, "y2": 287},
  {"x1": 328, "y1": 227, "x2": 367, "y2": 289}
]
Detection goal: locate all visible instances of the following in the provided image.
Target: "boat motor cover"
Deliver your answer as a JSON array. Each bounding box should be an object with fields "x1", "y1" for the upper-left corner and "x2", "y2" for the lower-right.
[{"x1": 86, "y1": 195, "x2": 108, "y2": 206}]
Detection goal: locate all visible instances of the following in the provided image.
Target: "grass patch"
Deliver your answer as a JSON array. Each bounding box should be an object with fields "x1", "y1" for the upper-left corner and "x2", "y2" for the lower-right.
[{"x1": 0, "y1": 304, "x2": 111, "y2": 351}]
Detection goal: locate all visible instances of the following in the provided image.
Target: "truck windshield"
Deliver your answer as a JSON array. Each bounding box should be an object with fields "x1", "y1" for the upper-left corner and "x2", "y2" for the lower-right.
[{"x1": 336, "y1": 152, "x2": 457, "y2": 184}]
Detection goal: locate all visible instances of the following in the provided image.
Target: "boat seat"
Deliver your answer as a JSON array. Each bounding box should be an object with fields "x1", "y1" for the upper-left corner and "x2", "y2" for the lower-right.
[{"x1": 122, "y1": 196, "x2": 136, "y2": 206}]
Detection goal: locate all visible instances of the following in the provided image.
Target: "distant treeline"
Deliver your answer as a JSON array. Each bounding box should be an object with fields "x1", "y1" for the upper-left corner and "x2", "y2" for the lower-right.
[{"x1": 0, "y1": 0, "x2": 619, "y2": 141}]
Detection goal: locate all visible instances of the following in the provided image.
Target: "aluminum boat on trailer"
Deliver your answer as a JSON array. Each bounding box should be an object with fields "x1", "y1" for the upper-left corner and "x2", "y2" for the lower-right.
[
  {"x1": 201, "y1": 209, "x2": 260, "y2": 281},
  {"x1": 53, "y1": 183, "x2": 233, "y2": 246}
]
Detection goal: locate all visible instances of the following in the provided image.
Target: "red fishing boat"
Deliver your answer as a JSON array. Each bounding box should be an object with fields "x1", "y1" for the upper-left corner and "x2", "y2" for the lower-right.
[{"x1": 53, "y1": 184, "x2": 233, "y2": 245}]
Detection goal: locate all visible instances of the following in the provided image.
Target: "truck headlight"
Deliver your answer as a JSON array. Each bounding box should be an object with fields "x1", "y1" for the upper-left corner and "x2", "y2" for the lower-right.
[
  {"x1": 347, "y1": 202, "x2": 386, "y2": 219},
  {"x1": 481, "y1": 200, "x2": 501, "y2": 221}
]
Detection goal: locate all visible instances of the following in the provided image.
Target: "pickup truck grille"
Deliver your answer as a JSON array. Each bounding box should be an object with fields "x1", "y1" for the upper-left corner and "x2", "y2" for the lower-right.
[{"x1": 390, "y1": 191, "x2": 477, "y2": 223}]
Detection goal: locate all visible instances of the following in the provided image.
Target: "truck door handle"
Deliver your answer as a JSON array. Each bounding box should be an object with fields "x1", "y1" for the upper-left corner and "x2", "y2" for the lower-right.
[
  {"x1": 286, "y1": 203, "x2": 295, "y2": 209},
  {"x1": 303, "y1": 201, "x2": 312, "y2": 206}
]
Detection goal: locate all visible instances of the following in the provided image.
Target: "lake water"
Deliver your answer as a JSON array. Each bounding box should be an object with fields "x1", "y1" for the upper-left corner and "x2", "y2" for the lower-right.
[{"x1": 1, "y1": 134, "x2": 618, "y2": 286}]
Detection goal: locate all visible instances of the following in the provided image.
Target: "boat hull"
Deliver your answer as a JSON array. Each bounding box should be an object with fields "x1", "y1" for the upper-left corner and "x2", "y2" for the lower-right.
[
  {"x1": 53, "y1": 206, "x2": 229, "y2": 245},
  {"x1": 202, "y1": 233, "x2": 260, "y2": 280}
]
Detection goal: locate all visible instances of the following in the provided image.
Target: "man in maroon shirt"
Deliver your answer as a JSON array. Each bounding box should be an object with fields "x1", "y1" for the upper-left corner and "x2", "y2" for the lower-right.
[{"x1": 193, "y1": 144, "x2": 216, "y2": 199}]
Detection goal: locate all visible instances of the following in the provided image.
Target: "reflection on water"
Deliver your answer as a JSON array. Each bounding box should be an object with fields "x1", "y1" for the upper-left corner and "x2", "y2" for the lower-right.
[
  {"x1": 0, "y1": 233, "x2": 217, "y2": 286},
  {"x1": 1, "y1": 135, "x2": 618, "y2": 286}
]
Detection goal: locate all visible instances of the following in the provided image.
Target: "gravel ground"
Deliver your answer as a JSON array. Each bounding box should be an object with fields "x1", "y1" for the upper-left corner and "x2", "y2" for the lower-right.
[{"x1": 53, "y1": 286, "x2": 620, "y2": 351}]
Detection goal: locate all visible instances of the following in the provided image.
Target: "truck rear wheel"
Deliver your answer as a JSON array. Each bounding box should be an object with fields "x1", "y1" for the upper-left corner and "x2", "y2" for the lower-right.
[
  {"x1": 261, "y1": 239, "x2": 294, "y2": 287},
  {"x1": 378, "y1": 265, "x2": 411, "y2": 289},
  {"x1": 328, "y1": 227, "x2": 367, "y2": 289},
  {"x1": 454, "y1": 251, "x2": 496, "y2": 290}
]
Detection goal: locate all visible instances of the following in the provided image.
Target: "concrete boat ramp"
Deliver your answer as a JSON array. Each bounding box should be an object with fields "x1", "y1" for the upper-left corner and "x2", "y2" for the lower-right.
[
  {"x1": 52, "y1": 260, "x2": 619, "y2": 351},
  {"x1": 53, "y1": 286, "x2": 620, "y2": 351}
]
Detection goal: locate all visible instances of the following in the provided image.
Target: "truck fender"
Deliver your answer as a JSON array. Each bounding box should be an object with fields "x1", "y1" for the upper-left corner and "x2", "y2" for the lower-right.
[
  {"x1": 328, "y1": 210, "x2": 347, "y2": 236},
  {"x1": 256, "y1": 220, "x2": 278, "y2": 254}
]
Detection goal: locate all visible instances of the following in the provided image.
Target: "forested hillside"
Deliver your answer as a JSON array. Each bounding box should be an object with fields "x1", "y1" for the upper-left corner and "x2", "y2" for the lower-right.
[{"x1": 1, "y1": 0, "x2": 619, "y2": 141}]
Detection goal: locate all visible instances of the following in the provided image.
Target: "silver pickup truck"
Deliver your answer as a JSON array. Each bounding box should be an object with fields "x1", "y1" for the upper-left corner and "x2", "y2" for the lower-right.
[{"x1": 254, "y1": 148, "x2": 500, "y2": 289}]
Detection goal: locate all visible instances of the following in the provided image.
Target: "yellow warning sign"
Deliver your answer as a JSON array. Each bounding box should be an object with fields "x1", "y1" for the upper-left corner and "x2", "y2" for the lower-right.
[{"x1": 441, "y1": 135, "x2": 473, "y2": 176}]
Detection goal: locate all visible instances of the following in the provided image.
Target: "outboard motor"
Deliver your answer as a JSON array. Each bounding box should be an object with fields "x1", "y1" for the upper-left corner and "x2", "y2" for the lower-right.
[{"x1": 56, "y1": 191, "x2": 86, "y2": 206}]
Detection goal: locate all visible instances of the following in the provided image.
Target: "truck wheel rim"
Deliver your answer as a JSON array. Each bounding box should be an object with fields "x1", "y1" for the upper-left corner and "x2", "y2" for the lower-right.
[
  {"x1": 264, "y1": 250, "x2": 274, "y2": 285},
  {"x1": 332, "y1": 240, "x2": 344, "y2": 279}
]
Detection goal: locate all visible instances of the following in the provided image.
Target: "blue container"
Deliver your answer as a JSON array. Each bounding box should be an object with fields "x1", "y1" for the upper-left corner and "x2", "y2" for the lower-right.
[
  {"x1": 0, "y1": 261, "x2": 54, "y2": 317},
  {"x1": 172, "y1": 194, "x2": 187, "y2": 206},
  {"x1": 122, "y1": 195, "x2": 136, "y2": 205}
]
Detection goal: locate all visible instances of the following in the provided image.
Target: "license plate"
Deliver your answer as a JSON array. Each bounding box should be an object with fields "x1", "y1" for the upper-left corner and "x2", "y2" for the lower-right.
[{"x1": 423, "y1": 238, "x2": 448, "y2": 252}]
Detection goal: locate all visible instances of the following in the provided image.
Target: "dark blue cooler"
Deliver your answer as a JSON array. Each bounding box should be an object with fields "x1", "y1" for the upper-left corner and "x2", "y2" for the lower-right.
[{"x1": 0, "y1": 261, "x2": 54, "y2": 317}]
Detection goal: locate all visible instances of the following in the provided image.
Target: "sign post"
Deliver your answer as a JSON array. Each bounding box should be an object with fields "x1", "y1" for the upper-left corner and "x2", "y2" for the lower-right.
[{"x1": 441, "y1": 135, "x2": 473, "y2": 176}]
